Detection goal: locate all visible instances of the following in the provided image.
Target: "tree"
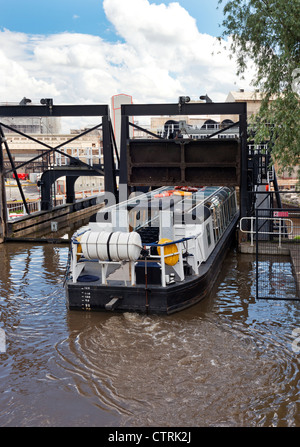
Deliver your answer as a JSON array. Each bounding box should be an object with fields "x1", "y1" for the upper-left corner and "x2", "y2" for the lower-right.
[{"x1": 218, "y1": 0, "x2": 300, "y2": 179}]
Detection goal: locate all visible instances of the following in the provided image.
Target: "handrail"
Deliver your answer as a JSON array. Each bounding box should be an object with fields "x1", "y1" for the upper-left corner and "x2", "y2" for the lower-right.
[
  {"x1": 144, "y1": 234, "x2": 203, "y2": 287},
  {"x1": 240, "y1": 217, "x2": 293, "y2": 247},
  {"x1": 144, "y1": 240, "x2": 185, "y2": 287}
]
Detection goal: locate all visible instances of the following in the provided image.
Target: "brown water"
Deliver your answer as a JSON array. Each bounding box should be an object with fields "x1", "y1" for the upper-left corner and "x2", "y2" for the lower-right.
[{"x1": 0, "y1": 242, "x2": 299, "y2": 427}]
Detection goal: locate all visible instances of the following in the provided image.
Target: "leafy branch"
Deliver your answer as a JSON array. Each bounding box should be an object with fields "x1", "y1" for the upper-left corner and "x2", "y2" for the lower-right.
[{"x1": 218, "y1": 0, "x2": 300, "y2": 179}]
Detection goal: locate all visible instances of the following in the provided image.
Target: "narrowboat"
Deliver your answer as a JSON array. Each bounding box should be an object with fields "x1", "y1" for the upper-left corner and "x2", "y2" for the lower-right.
[{"x1": 65, "y1": 186, "x2": 239, "y2": 314}]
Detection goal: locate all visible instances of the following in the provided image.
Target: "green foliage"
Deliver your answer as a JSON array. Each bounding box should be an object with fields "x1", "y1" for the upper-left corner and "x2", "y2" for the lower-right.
[{"x1": 218, "y1": 0, "x2": 300, "y2": 175}]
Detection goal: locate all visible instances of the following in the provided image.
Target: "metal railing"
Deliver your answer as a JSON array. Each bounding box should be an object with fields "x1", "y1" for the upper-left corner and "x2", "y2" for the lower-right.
[
  {"x1": 7, "y1": 200, "x2": 42, "y2": 219},
  {"x1": 145, "y1": 237, "x2": 192, "y2": 287},
  {"x1": 254, "y1": 208, "x2": 300, "y2": 300},
  {"x1": 240, "y1": 216, "x2": 293, "y2": 247},
  {"x1": 71, "y1": 234, "x2": 199, "y2": 288}
]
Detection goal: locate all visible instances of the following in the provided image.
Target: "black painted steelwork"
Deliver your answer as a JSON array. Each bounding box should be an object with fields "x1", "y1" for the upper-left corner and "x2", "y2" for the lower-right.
[
  {"x1": 0, "y1": 125, "x2": 30, "y2": 214},
  {"x1": 120, "y1": 101, "x2": 249, "y2": 217},
  {"x1": 0, "y1": 104, "x2": 109, "y2": 117},
  {"x1": 0, "y1": 100, "x2": 250, "y2": 219},
  {"x1": 1, "y1": 121, "x2": 103, "y2": 174},
  {"x1": 127, "y1": 138, "x2": 240, "y2": 187}
]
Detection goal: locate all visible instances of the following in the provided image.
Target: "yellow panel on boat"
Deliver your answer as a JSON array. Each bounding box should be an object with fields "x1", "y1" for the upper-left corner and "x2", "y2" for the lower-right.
[{"x1": 157, "y1": 238, "x2": 179, "y2": 266}]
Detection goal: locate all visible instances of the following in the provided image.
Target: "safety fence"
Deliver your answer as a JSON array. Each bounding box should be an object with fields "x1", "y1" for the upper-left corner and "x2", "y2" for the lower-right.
[{"x1": 255, "y1": 206, "x2": 300, "y2": 300}]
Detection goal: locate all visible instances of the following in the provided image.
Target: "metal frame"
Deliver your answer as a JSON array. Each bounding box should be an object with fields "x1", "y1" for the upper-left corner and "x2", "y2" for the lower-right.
[
  {"x1": 1, "y1": 99, "x2": 249, "y2": 222},
  {"x1": 255, "y1": 204, "x2": 300, "y2": 301},
  {"x1": 0, "y1": 102, "x2": 118, "y2": 214}
]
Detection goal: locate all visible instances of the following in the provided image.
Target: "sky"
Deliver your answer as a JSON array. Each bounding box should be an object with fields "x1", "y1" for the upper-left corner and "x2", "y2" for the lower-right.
[
  {"x1": 0, "y1": 0, "x2": 254, "y2": 129},
  {"x1": 1, "y1": 0, "x2": 225, "y2": 40}
]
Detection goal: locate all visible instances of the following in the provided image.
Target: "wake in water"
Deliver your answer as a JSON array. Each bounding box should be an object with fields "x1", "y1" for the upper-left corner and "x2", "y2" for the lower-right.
[{"x1": 0, "y1": 243, "x2": 299, "y2": 427}]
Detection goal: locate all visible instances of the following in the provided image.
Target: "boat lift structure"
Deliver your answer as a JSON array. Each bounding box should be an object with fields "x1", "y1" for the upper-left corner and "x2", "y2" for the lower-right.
[
  {"x1": 0, "y1": 102, "x2": 118, "y2": 239},
  {"x1": 119, "y1": 100, "x2": 249, "y2": 217},
  {"x1": 0, "y1": 97, "x2": 281, "y2": 241}
]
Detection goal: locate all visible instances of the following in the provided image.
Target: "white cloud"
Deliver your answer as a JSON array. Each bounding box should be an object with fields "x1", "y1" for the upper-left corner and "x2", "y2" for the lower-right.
[
  {"x1": 0, "y1": 0, "x2": 253, "y2": 117},
  {"x1": 0, "y1": 45, "x2": 59, "y2": 101}
]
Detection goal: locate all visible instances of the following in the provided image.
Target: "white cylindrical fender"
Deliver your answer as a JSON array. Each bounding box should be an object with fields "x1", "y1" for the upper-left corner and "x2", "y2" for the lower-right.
[{"x1": 79, "y1": 231, "x2": 142, "y2": 261}]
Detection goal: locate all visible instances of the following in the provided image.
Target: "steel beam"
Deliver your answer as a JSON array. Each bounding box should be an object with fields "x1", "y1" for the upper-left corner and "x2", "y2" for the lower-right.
[
  {"x1": 1, "y1": 121, "x2": 104, "y2": 176},
  {"x1": 121, "y1": 102, "x2": 246, "y2": 117},
  {"x1": 102, "y1": 115, "x2": 118, "y2": 198},
  {"x1": 0, "y1": 125, "x2": 30, "y2": 214},
  {"x1": 0, "y1": 104, "x2": 109, "y2": 117}
]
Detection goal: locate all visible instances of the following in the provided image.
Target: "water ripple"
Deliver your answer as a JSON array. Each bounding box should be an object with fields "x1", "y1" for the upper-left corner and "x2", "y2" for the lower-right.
[{"x1": 0, "y1": 244, "x2": 299, "y2": 426}]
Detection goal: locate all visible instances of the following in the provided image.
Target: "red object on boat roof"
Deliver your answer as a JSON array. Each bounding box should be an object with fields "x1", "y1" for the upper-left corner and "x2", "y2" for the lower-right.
[{"x1": 13, "y1": 173, "x2": 29, "y2": 180}]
